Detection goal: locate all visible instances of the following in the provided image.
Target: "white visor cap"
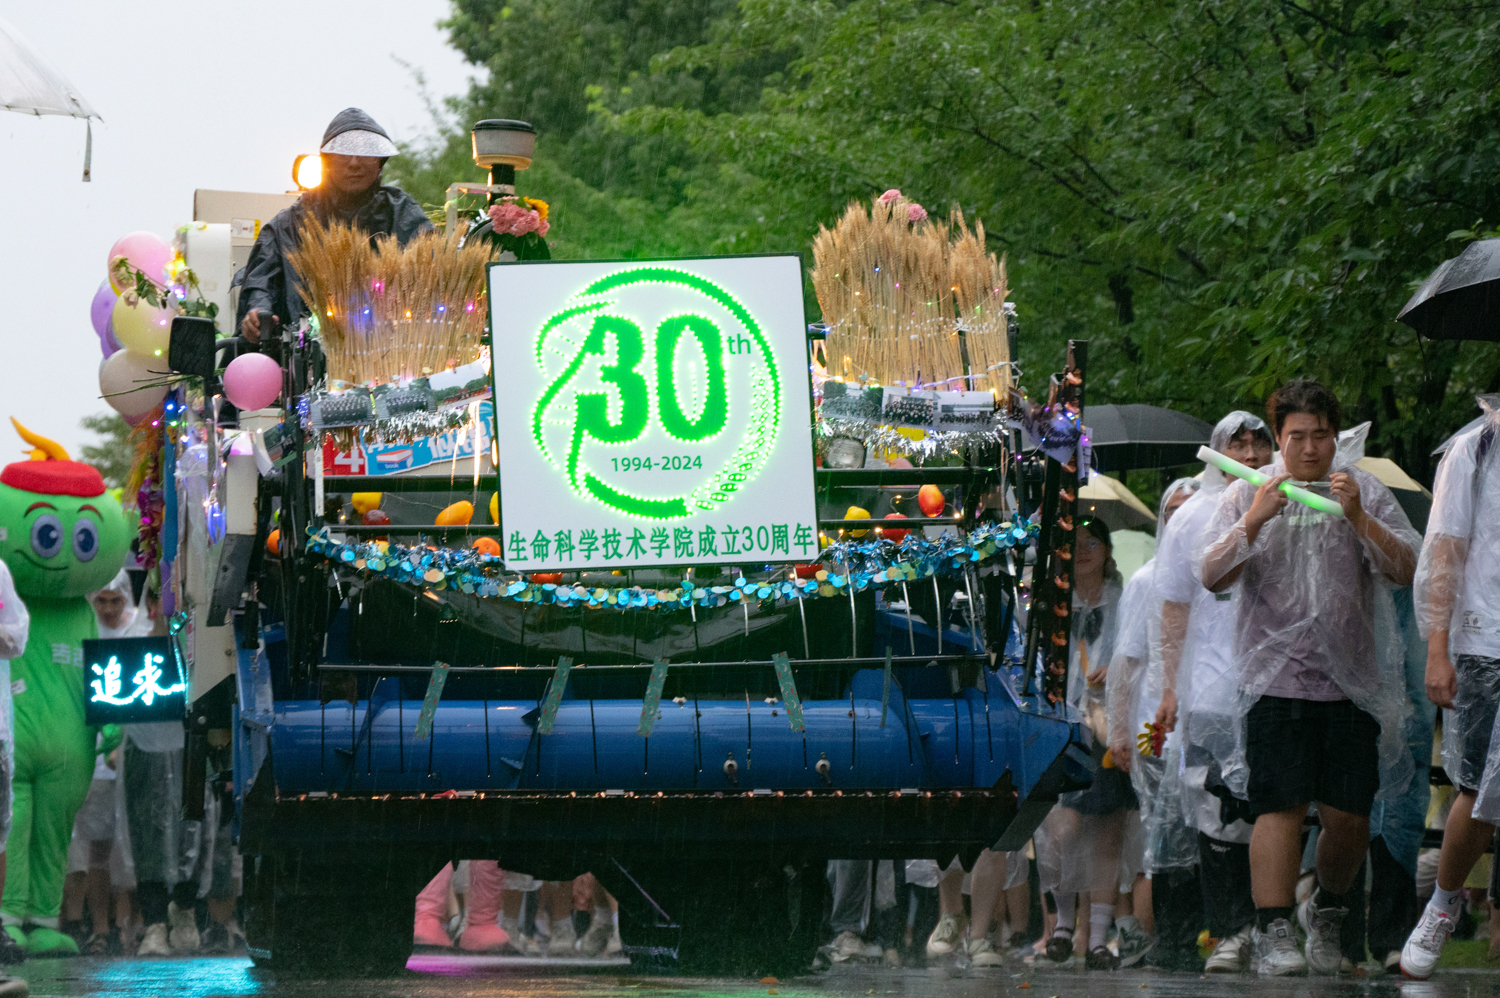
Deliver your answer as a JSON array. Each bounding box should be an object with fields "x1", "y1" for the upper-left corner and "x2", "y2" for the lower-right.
[{"x1": 320, "y1": 129, "x2": 399, "y2": 158}]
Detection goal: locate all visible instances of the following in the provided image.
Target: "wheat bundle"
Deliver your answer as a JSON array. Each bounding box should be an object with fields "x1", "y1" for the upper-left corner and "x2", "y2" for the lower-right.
[
  {"x1": 288, "y1": 220, "x2": 494, "y2": 386},
  {"x1": 811, "y1": 195, "x2": 1010, "y2": 396}
]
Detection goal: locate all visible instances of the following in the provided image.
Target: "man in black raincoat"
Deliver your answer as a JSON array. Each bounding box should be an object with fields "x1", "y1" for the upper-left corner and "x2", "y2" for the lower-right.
[{"x1": 237, "y1": 107, "x2": 433, "y2": 342}]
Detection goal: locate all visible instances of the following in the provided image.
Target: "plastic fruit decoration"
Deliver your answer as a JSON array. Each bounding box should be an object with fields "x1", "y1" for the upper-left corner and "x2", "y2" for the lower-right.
[
  {"x1": 917, "y1": 485, "x2": 945, "y2": 517},
  {"x1": 435, "y1": 501, "x2": 474, "y2": 526},
  {"x1": 489, "y1": 492, "x2": 498, "y2": 524},
  {"x1": 351, "y1": 492, "x2": 383, "y2": 516},
  {"x1": 473, "y1": 537, "x2": 501, "y2": 557},
  {"x1": 793, "y1": 564, "x2": 820, "y2": 579},
  {"x1": 361, "y1": 509, "x2": 391, "y2": 526},
  {"x1": 265, "y1": 528, "x2": 281, "y2": 558},
  {"x1": 843, "y1": 505, "x2": 871, "y2": 537},
  {"x1": 879, "y1": 513, "x2": 909, "y2": 542},
  {"x1": 530, "y1": 572, "x2": 563, "y2": 584}
]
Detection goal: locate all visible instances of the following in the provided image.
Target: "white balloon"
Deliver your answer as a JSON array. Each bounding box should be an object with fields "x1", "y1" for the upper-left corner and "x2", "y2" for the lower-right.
[{"x1": 99, "y1": 349, "x2": 168, "y2": 417}]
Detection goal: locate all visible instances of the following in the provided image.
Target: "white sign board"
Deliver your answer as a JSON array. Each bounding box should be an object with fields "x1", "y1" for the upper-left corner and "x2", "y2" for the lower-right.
[{"x1": 489, "y1": 255, "x2": 819, "y2": 571}]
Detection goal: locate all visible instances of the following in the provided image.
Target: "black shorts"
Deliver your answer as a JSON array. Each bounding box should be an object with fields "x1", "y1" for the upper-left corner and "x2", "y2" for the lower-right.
[
  {"x1": 1063, "y1": 764, "x2": 1140, "y2": 816},
  {"x1": 1454, "y1": 655, "x2": 1500, "y2": 794},
  {"x1": 1245, "y1": 695, "x2": 1380, "y2": 818}
]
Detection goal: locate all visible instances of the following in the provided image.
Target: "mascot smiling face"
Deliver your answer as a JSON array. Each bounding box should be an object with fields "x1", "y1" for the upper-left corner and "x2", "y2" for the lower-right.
[{"x1": 0, "y1": 419, "x2": 129, "y2": 599}]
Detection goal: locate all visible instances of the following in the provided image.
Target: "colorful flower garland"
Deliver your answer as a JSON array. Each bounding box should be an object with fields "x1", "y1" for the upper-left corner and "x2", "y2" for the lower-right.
[{"x1": 304, "y1": 520, "x2": 1036, "y2": 612}]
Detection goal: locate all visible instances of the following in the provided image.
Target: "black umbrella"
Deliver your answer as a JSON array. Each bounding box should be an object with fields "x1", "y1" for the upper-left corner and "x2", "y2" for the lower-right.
[
  {"x1": 1397, "y1": 238, "x2": 1500, "y2": 342},
  {"x1": 1084, "y1": 403, "x2": 1215, "y2": 473}
]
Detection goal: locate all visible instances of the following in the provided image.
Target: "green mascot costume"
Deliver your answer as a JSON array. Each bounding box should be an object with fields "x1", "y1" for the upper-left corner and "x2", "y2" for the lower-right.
[{"x1": 0, "y1": 420, "x2": 129, "y2": 955}]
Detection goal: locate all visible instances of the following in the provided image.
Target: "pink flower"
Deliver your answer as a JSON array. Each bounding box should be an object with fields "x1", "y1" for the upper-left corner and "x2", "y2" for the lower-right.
[
  {"x1": 537, "y1": 217, "x2": 550, "y2": 237},
  {"x1": 487, "y1": 201, "x2": 542, "y2": 237},
  {"x1": 907, "y1": 203, "x2": 928, "y2": 223},
  {"x1": 878, "y1": 189, "x2": 902, "y2": 204}
]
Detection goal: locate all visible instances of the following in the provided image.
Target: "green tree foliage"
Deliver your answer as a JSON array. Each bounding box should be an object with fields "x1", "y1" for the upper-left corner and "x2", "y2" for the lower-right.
[
  {"x1": 397, "y1": 0, "x2": 1500, "y2": 483},
  {"x1": 80, "y1": 412, "x2": 134, "y2": 491}
]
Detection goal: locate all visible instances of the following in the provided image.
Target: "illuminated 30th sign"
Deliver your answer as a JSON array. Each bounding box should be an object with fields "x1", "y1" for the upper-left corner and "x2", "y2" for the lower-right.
[
  {"x1": 490, "y1": 256, "x2": 818, "y2": 571},
  {"x1": 82, "y1": 636, "x2": 186, "y2": 724}
]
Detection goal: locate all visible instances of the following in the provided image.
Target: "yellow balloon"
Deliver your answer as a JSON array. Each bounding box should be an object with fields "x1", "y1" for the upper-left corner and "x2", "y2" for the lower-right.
[
  {"x1": 351, "y1": 492, "x2": 383, "y2": 516},
  {"x1": 436, "y1": 501, "x2": 474, "y2": 527},
  {"x1": 111, "y1": 294, "x2": 173, "y2": 358}
]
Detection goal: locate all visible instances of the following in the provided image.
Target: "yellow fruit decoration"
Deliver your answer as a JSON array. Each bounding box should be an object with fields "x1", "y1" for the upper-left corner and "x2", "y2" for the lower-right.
[
  {"x1": 844, "y1": 505, "x2": 871, "y2": 537},
  {"x1": 436, "y1": 500, "x2": 474, "y2": 526},
  {"x1": 351, "y1": 492, "x2": 383, "y2": 516},
  {"x1": 489, "y1": 492, "x2": 499, "y2": 524}
]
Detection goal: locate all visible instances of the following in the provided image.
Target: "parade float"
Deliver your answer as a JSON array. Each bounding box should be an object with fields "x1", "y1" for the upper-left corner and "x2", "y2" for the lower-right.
[{"x1": 86, "y1": 122, "x2": 1099, "y2": 976}]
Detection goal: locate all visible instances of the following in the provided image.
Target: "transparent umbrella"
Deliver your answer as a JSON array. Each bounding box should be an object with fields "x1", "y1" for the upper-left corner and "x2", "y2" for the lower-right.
[{"x1": 0, "y1": 15, "x2": 100, "y2": 179}]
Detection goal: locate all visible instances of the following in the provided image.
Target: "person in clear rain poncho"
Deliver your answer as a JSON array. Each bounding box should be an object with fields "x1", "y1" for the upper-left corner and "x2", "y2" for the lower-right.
[
  {"x1": 1398, "y1": 396, "x2": 1500, "y2": 980},
  {"x1": 1104, "y1": 477, "x2": 1199, "y2": 965},
  {"x1": 1199, "y1": 381, "x2": 1418, "y2": 977},
  {"x1": 1034, "y1": 518, "x2": 1149, "y2": 970},
  {"x1": 1150, "y1": 411, "x2": 1274, "y2": 973}
]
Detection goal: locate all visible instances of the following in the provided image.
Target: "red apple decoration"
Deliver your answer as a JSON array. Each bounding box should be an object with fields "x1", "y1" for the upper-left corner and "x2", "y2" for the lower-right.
[
  {"x1": 917, "y1": 484, "x2": 945, "y2": 517},
  {"x1": 361, "y1": 509, "x2": 391, "y2": 526},
  {"x1": 880, "y1": 513, "x2": 910, "y2": 542}
]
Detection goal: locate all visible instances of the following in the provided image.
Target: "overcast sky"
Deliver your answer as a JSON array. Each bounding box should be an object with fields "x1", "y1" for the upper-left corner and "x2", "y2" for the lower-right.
[{"x1": 1, "y1": 2, "x2": 475, "y2": 460}]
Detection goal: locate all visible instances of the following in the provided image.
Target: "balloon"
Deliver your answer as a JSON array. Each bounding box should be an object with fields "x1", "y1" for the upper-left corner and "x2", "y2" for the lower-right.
[
  {"x1": 222, "y1": 353, "x2": 283, "y2": 411},
  {"x1": 917, "y1": 484, "x2": 945, "y2": 517},
  {"x1": 108, "y1": 231, "x2": 174, "y2": 292},
  {"x1": 843, "y1": 505, "x2": 871, "y2": 537},
  {"x1": 99, "y1": 350, "x2": 168, "y2": 417},
  {"x1": 435, "y1": 501, "x2": 474, "y2": 527},
  {"x1": 90, "y1": 280, "x2": 116, "y2": 336},
  {"x1": 111, "y1": 294, "x2": 174, "y2": 358},
  {"x1": 99, "y1": 316, "x2": 121, "y2": 360}
]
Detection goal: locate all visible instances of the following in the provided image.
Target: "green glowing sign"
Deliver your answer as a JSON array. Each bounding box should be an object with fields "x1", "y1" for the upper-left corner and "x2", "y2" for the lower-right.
[{"x1": 490, "y1": 256, "x2": 817, "y2": 571}]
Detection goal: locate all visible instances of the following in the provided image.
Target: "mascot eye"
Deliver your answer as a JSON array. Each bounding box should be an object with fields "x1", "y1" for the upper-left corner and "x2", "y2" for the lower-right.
[
  {"x1": 72, "y1": 519, "x2": 99, "y2": 562},
  {"x1": 30, "y1": 514, "x2": 63, "y2": 559}
]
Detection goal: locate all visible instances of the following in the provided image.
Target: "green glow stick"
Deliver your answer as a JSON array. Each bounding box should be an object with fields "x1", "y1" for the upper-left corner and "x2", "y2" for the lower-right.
[{"x1": 1196, "y1": 445, "x2": 1345, "y2": 517}]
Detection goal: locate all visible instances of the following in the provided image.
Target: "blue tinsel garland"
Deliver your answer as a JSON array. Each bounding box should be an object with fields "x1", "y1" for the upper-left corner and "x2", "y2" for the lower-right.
[{"x1": 303, "y1": 520, "x2": 1036, "y2": 612}]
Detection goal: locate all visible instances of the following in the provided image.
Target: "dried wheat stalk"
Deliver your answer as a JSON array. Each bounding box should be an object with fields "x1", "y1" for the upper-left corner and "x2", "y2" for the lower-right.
[
  {"x1": 288, "y1": 220, "x2": 494, "y2": 386},
  {"x1": 811, "y1": 197, "x2": 1010, "y2": 396}
]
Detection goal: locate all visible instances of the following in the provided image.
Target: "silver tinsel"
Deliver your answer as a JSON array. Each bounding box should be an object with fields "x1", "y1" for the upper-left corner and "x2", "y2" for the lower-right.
[{"x1": 817, "y1": 416, "x2": 1013, "y2": 460}]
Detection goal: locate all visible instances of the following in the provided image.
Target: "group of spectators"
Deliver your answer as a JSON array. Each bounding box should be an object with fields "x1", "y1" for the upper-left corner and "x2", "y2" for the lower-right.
[
  {"x1": 817, "y1": 380, "x2": 1500, "y2": 980},
  {"x1": 39, "y1": 571, "x2": 242, "y2": 960}
]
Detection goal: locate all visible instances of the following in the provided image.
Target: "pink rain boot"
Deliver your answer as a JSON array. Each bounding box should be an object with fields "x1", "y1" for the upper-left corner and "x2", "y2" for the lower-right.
[
  {"x1": 414, "y1": 863, "x2": 455, "y2": 948},
  {"x1": 459, "y1": 861, "x2": 512, "y2": 952}
]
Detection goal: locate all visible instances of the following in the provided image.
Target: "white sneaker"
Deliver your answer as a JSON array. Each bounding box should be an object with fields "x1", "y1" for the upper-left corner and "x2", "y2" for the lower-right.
[
  {"x1": 926, "y1": 914, "x2": 964, "y2": 957},
  {"x1": 1251, "y1": 918, "x2": 1307, "y2": 977},
  {"x1": 1297, "y1": 895, "x2": 1348, "y2": 975},
  {"x1": 1114, "y1": 915, "x2": 1154, "y2": 968},
  {"x1": 1204, "y1": 925, "x2": 1252, "y2": 973},
  {"x1": 138, "y1": 922, "x2": 172, "y2": 957},
  {"x1": 1400, "y1": 903, "x2": 1455, "y2": 980},
  {"x1": 168, "y1": 901, "x2": 200, "y2": 954},
  {"x1": 827, "y1": 929, "x2": 882, "y2": 962},
  {"x1": 966, "y1": 935, "x2": 1005, "y2": 967},
  {"x1": 547, "y1": 919, "x2": 577, "y2": 957}
]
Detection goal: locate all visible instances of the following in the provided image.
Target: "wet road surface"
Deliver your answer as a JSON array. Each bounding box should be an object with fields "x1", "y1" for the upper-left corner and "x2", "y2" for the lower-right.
[{"x1": 14, "y1": 955, "x2": 1500, "y2": 998}]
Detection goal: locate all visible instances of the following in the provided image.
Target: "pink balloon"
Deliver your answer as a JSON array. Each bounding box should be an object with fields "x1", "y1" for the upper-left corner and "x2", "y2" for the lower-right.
[
  {"x1": 90, "y1": 279, "x2": 116, "y2": 336},
  {"x1": 222, "y1": 353, "x2": 283, "y2": 411},
  {"x1": 108, "y1": 231, "x2": 174, "y2": 291}
]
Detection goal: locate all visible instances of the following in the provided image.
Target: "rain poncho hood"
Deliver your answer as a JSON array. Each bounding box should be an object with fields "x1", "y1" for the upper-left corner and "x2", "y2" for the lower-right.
[
  {"x1": 1196, "y1": 435, "x2": 1420, "y2": 802},
  {"x1": 89, "y1": 569, "x2": 146, "y2": 640},
  {"x1": 1202, "y1": 412, "x2": 1273, "y2": 489},
  {"x1": 319, "y1": 107, "x2": 399, "y2": 157}
]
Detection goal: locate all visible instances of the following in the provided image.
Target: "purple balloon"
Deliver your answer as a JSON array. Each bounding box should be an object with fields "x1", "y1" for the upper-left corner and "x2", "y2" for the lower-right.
[
  {"x1": 99, "y1": 315, "x2": 121, "y2": 359},
  {"x1": 90, "y1": 279, "x2": 116, "y2": 337}
]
